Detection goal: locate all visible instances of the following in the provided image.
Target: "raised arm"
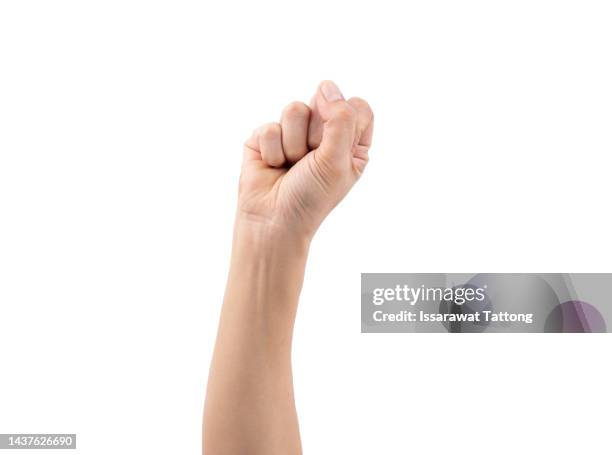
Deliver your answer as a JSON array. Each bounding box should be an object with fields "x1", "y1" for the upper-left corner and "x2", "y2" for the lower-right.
[{"x1": 203, "y1": 81, "x2": 374, "y2": 454}]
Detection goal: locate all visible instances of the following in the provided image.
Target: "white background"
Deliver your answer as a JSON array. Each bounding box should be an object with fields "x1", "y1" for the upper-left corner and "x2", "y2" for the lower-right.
[{"x1": 1, "y1": 1, "x2": 611, "y2": 454}]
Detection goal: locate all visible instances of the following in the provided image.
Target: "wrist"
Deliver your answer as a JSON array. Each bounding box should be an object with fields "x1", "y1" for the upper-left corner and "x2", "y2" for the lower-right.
[
  {"x1": 232, "y1": 214, "x2": 313, "y2": 255},
  {"x1": 228, "y1": 214, "x2": 311, "y2": 305}
]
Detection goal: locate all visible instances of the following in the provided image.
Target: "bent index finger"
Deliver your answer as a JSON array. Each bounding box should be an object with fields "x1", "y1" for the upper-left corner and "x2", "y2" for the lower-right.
[{"x1": 281, "y1": 101, "x2": 311, "y2": 163}]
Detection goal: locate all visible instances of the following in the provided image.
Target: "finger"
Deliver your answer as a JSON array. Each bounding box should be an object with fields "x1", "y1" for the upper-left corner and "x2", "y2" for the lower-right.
[
  {"x1": 243, "y1": 129, "x2": 262, "y2": 161},
  {"x1": 315, "y1": 80, "x2": 357, "y2": 163},
  {"x1": 310, "y1": 91, "x2": 374, "y2": 151},
  {"x1": 347, "y1": 97, "x2": 374, "y2": 147},
  {"x1": 307, "y1": 95, "x2": 323, "y2": 150},
  {"x1": 280, "y1": 101, "x2": 310, "y2": 163},
  {"x1": 258, "y1": 122, "x2": 285, "y2": 167}
]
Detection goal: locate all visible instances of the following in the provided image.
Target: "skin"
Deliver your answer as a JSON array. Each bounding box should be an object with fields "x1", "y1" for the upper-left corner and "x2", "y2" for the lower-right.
[{"x1": 203, "y1": 81, "x2": 374, "y2": 454}]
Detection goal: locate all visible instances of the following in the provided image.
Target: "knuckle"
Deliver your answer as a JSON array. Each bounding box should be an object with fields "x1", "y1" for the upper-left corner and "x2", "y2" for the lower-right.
[
  {"x1": 283, "y1": 101, "x2": 310, "y2": 119},
  {"x1": 260, "y1": 123, "x2": 280, "y2": 141},
  {"x1": 349, "y1": 96, "x2": 371, "y2": 113},
  {"x1": 332, "y1": 104, "x2": 356, "y2": 123},
  {"x1": 349, "y1": 97, "x2": 374, "y2": 122}
]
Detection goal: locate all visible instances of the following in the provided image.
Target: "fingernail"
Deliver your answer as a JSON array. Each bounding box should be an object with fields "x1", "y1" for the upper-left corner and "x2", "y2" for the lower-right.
[{"x1": 320, "y1": 80, "x2": 344, "y2": 102}]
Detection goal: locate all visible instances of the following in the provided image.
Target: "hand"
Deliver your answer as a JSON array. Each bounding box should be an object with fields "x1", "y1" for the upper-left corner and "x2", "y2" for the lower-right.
[{"x1": 239, "y1": 81, "x2": 374, "y2": 238}]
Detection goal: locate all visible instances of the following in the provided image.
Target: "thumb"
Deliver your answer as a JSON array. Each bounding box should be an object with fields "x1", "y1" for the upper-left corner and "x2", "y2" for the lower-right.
[{"x1": 314, "y1": 80, "x2": 357, "y2": 165}]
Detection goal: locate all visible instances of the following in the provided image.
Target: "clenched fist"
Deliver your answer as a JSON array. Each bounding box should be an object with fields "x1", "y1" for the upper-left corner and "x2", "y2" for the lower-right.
[{"x1": 239, "y1": 81, "x2": 374, "y2": 238}]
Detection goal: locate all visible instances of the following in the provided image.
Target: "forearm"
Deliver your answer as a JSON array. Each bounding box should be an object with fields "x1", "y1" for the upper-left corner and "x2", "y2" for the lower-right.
[{"x1": 203, "y1": 218, "x2": 310, "y2": 454}]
